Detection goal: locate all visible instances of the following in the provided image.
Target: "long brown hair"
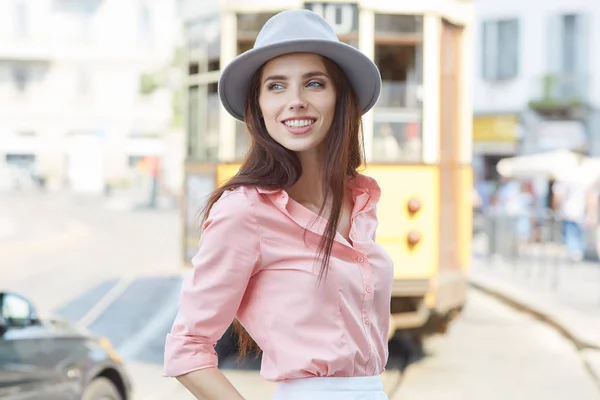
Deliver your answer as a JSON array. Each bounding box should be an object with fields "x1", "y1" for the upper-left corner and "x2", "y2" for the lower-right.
[{"x1": 201, "y1": 55, "x2": 364, "y2": 359}]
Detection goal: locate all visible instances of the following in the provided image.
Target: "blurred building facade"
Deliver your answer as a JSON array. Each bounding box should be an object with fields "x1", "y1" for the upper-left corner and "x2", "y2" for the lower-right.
[
  {"x1": 472, "y1": 0, "x2": 598, "y2": 181},
  {"x1": 0, "y1": 0, "x2": 180, "y2": 194}
]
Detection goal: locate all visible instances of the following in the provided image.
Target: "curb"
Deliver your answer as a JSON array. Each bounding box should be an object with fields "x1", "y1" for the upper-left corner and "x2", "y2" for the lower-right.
[{"x1": 469, "y1": 273, "x2": 600, "y2": 390}]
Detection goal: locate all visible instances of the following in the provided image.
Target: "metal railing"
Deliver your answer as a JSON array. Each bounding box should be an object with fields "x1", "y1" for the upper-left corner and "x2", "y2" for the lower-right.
[{"x1": 475, "y1": 208, "x2": 598, "y2": 291}]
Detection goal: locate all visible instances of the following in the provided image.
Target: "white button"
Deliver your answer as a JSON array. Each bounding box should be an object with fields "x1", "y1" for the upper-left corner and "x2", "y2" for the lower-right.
[
  {"x1": 365, "y1": 286, "x2": 372, "y2": 293},
  {"x1": 357, "y1": 256, "x2": 365, "y2": 263},
  {"x1": 364, "y1": 318, "x2": 370, "y2": 325}
]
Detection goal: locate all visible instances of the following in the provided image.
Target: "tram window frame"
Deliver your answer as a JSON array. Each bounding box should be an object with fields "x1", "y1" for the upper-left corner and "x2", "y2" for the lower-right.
[
  {"x1": 371, "y1": 15, "x2": 424, "y2": 164},
  {"x1": 186, "y1": 82, "x2": 220, "y2": 161},
  {"x1": 440, "y1": 20, "x2": 461, "y2": 163}
]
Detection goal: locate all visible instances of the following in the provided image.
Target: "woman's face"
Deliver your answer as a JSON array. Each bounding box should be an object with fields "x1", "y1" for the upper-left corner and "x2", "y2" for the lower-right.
[{"x1": 258, "y1": 53, "x2": 336, "y2": 155}]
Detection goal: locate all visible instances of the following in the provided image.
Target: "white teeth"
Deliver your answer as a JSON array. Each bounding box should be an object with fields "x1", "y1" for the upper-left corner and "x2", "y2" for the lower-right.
[{"x1": 284, "y1": 119, "x2": 315, "y2": 128}]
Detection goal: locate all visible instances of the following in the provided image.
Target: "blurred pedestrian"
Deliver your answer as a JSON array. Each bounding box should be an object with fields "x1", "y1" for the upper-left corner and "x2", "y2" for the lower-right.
[
  {"x1": 554, "y1": 175, "x2": 588, "y2": 262},
  {"x1": 164, "y1": 9, "x2": 391, "y2": 400}
]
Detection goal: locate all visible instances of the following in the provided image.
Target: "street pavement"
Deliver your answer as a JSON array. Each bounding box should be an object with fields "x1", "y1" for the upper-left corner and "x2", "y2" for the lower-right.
[
  {"x1": 1, "y1": 191, "x2": 599, "y2": 399},
  {"x1": 471, "y1": 229, "x2": 600, "y2": 386},
  {"x1": 470, "y1": 256, "x2": 600, "y2": 391},
  {"x1": 392, "y1": 289, "x2": 599, "y2": 400}
]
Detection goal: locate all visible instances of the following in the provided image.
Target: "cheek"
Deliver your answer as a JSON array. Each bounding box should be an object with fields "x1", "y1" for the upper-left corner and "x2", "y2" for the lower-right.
[
  {"x1": 259, "y1": 98, "x2": 280, "y2": 123},
  {"x1": 318, "y1": 96, "x2": 336, "y2": 127}
]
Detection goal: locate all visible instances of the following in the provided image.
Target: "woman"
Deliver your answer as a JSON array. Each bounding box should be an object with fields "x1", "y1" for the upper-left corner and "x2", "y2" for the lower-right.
[{"x1": 164, "y1": 9, "x2": 393, "y2": 400}]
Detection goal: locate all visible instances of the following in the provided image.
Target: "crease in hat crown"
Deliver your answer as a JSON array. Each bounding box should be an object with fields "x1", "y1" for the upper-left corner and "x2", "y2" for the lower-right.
[
  {"x1": 254, "y1": 9, "x2": 339, "y2": 48},
  {"x1": 218, "y1": 8, "x2": 382, "y2": 121}
]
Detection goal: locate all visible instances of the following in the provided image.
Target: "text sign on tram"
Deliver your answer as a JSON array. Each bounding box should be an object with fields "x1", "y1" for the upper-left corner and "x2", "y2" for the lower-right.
[{"x1": 304, "y1": 2, "x2": 359, "y2": 35}]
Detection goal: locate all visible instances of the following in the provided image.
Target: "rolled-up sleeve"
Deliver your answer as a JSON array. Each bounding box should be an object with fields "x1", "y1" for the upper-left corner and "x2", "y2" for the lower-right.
[{"x1": 164, "y1": 191, "x2": 260, "y2": 377}]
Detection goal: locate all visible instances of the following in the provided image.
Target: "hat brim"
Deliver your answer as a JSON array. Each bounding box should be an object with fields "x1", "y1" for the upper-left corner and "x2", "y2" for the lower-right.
[{"x1": 218, "y1": 39, "x2": 382, "y2": 122}]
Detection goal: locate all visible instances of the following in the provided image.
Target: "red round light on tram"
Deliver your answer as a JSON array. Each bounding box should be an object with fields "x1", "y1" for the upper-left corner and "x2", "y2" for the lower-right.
[
  {"x1": 407, "y1": 230, "x2": 422, "y2": 247},
  {"x1": 407, "y1": 198, "x2": 421, "y2": 215}
]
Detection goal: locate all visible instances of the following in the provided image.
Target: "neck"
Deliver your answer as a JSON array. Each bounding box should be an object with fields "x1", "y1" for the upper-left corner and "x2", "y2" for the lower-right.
[{"x1": 287, "y1": 149, "x2": 326, "y2": 206}]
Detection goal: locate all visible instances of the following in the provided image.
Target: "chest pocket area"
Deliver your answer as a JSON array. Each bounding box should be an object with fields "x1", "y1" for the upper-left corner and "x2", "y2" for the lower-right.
[
  {"x1": 256, "y1": 238, "x2": 342, "y2": 321},
  {"x1": 260, "y1": 237, "x2": 325, "y2": 277}
]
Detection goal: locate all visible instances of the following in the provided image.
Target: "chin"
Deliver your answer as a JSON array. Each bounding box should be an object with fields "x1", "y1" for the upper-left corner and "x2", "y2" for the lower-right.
[{"x1": 279, "y1": 138, "x2": 324, "y2": 154}]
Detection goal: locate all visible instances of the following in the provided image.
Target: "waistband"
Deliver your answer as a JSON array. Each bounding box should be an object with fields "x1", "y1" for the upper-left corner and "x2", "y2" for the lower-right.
[{"x1": 276, "y1": 375, "x2": 384, "y2": 392}]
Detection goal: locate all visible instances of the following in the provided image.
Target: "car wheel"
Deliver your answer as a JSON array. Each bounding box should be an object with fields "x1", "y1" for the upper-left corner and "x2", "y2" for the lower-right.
[{"x1": 82, "y1": 377, "x2": 122, "y2": 400}]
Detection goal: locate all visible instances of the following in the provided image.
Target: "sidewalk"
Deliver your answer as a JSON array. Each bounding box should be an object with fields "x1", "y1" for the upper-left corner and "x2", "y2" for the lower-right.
[{"x1": 469, "y1": 255, "x2": 600, "y2": 384}]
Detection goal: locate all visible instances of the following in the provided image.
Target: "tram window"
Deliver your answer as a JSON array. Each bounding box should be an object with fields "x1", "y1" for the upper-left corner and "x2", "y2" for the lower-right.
[
  {"x1": 237, "y1": 13, "x2": 277, "y2": 44},
  {"x1": 186, "y1": 83, "x2": 220, "y2": 161},
  {"x1": 372, "y1": 121, "x2": 422, "y2": 163},
  {"x1": 237, "y1": 13, "x2": 275, "y2": 35},
  {"x1": 372, "y1": 40, "x2": 423, "y2": 162},
  {"x1": 374, "y1": 44, "x2": 423, "y2": 109},
  {"x1": 375, "y1": 15, "x2": 423, "y2": 35},
  {"x1": 187, "y1": 85, "x2": 199, "y2": 158},
  {"x1": 237, "y1": 40, "x2": 253, "y2": 55},
  {"x1": 206, "y1": 84, "x2": 220, "y2": 161}
]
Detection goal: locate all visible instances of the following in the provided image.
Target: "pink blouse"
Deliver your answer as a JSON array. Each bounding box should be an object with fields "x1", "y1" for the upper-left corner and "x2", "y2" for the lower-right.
[{"x1": 164, "y1": 173, "x2": 394, "y2": 382}]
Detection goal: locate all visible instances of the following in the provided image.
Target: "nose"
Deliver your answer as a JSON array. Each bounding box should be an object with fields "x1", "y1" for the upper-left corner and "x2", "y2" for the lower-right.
[{"x1": 287, "y1": 88, "x2": 307, "y2": 110}]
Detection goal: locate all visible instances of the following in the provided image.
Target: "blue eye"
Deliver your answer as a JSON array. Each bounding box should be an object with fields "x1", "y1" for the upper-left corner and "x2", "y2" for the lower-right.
[
  {"x1": 268, "y1": 83, "x2": 284, "y2": 90},
  {"x1": 307, "y1": 80, "x2": 324, "y2": 88}
]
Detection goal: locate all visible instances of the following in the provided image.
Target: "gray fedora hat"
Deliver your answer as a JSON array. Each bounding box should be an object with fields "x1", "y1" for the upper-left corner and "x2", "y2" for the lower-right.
[{"x1": 218, "y1": 9, "x2": 382, "y2": 122}]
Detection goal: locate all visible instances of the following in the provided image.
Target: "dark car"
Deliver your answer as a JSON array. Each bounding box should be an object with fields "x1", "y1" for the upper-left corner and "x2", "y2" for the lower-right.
[{"x1": 0, "y1": 291, "x2": 132, "y2": 400}]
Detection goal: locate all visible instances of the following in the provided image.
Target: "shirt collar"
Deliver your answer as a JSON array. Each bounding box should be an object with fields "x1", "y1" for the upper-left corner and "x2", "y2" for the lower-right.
[
  {"x1": 256, "y1": 187, "x2": 282, "y2": 195},
  {"x1": 346, "y1": 173, "x2": 381, "y2": 212},
  {"x1": 256, "y1": 173, "x2": 381, "y2": 211}
]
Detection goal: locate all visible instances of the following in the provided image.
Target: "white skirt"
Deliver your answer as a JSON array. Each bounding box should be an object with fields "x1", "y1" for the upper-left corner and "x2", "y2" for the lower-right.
[{"x1": 272, "y1": 375, "x2": 388, "y2": 400}]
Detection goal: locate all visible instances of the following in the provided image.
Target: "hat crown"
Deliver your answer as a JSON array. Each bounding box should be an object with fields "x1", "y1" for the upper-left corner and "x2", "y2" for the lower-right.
[{"x1": 255, "y1": 9, "x2": 340, "y2": 49}]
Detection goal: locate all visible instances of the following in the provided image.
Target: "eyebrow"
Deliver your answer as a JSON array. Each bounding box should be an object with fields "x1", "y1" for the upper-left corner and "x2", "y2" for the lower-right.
[{"x1": 263, "y1": 71, "x2": 329, "y2": 83}]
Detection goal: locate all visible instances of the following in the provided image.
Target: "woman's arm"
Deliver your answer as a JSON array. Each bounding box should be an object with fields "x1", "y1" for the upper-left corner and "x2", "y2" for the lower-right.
[
  {"x1": 164, "y1": 190, "x2": 261, "y2": 398},
  {"x1": 176, "y1": 367, "x2": 245, "y2": 400}
]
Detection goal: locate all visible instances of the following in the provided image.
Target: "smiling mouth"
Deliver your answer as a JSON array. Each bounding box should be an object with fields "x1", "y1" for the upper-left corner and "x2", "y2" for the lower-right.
[{"x1": 282, "y1": 119, "x2": 316, "y2": 128}]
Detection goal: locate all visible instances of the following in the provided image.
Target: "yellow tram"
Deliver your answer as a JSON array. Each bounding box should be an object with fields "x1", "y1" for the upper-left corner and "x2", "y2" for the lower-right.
[{"x1": 180, "y1": 0, "x2": 474, "y2": 339}]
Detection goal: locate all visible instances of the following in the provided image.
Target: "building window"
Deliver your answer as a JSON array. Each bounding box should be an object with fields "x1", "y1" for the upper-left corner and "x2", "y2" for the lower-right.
[
  {"x1": 12, "y1": 64, "x2": 30, "y2": 93},
  {"x1": 6, "y1": 154, "x2": 36, "y2": 171},
  {"x1": 545, "y1": 13, "x2": 589, "y2": 100},
  {"x1": 52, "y1": 0, "x2": 99, "y2": 42},
  {"x1": 186, "y1": 15, "x2": 220, "y2": 74},
  {"x1": 562, "y1": 15, "x2": 577, "y2": 74},
  {"x1": 482, "y1": 19, "x2": 519, "y2": 80},
  {"x1": 138, "y1": 3, "x2": 153, "y2": 44},
  {"x1": 13, "y1": 1, "x2": 29, "y2": 38}
]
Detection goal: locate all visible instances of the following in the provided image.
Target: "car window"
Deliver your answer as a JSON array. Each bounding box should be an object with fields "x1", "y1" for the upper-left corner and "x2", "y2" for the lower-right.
[{"x1": 2, "y1": 294, "x2": 32, "y2": 328}]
